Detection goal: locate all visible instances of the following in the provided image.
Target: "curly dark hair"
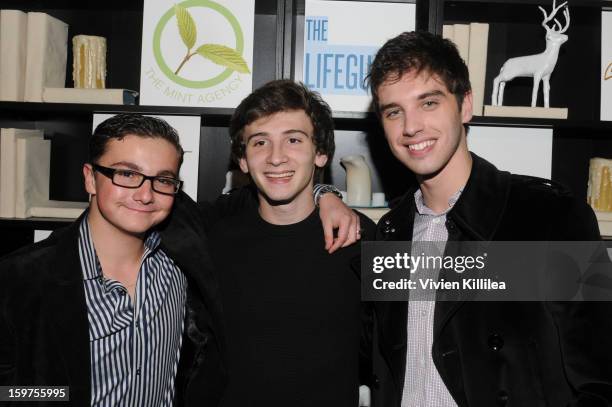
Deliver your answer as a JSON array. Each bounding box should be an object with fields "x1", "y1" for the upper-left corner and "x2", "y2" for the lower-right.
[
  {"x1": 366, "y1": 31, "x2": 471, "y2": 113},
  {"x1": 89, "y1": 113, "x2": 184, "y2": 167},
  {"x1": 229, "y1": 80, "x2": 334, "y2": 165}
]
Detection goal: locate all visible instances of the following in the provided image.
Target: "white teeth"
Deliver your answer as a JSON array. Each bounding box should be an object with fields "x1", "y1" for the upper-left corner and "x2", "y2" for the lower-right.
[
  {"x1": 267, "y1": 172, "x2": 294, "y2": 178},
  {"x1": 408, "y1": 140, "x2": 435, "y2": 151}
]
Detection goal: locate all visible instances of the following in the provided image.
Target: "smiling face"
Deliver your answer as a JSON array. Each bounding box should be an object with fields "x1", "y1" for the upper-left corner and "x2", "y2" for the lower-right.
[
  {"x1": 377, "y1": 70, "x2": 472, "y2": 183},
  {"x1": 239, "y1": 110, "x2": 328, "y2": 212},
  {"x1": 83, "y1": 134, "x2": 180, "y2": 238}
]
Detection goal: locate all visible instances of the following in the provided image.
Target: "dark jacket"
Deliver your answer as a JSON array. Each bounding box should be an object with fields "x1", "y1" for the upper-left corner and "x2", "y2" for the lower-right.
[
  {"x1": 371, "y1": 153, "x2": 612, "y2": 407},
  {"x1": 0, "y1": 191, "x2": 240, "y2": 406}
]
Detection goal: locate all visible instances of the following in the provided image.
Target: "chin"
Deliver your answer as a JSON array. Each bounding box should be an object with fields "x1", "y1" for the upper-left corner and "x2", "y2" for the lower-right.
[
  {"x1": 261, "y1": 193, "x2": 296, "y2": 205},
  {"x1": 119, "y1": 215, "x2": 164, "y2": 235}
]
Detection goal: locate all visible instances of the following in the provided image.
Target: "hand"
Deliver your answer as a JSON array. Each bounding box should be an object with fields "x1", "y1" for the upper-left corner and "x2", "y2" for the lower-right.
[{"x1": 318, "y1": 193, "x2": 361, "y2": 253}]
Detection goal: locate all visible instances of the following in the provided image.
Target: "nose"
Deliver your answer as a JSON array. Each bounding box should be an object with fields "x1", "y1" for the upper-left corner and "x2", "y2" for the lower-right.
[
  {"x1": 402, "y1": 113, "x2": 424, "y2": 138},
  {"x1": 133, "y1": 178, "x2": 155, "y2": 204},
  {"x1": 266, "y1": 141, "x2": 288, "y2": 166}
]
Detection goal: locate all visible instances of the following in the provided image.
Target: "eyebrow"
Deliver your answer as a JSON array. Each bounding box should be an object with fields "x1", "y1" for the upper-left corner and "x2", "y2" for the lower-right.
[
  {"x1": 417, "y1": 90, "x2": 446, "y2": 100},
  {"x1": 379, "y1": 89, "x2": 447, "y2": 112},
  {"x1": 245, "y1": 129, "x2": 310, "y2": 143},
  {"x1": 109, "y1": 161, "x2": 178, "y2": 178},
  {"x1": 378, "y1": 102, "x2": 400, "y2": 113}
]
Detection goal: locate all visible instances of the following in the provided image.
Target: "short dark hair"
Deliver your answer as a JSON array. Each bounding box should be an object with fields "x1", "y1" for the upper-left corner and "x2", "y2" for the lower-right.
[
  {"x1": 89, "y1": 114, "x2": 184, "y2": 167},
  {"x1": 229, "y1": 80, "x2": 334, "y2": 164},
  {"x1": 367, "y1": 31, "x2": 471, "y2": 113}
]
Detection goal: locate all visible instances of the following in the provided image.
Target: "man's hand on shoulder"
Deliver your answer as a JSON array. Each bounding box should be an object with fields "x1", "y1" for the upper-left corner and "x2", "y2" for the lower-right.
[{"x1": 318, "y1": 193, "x2": 361, "y2": 253}]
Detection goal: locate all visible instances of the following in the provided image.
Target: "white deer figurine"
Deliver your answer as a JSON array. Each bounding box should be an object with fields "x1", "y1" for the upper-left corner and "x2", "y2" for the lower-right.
[{"x1": 491, "y1": 0, "x2": 570, "y2": 108}]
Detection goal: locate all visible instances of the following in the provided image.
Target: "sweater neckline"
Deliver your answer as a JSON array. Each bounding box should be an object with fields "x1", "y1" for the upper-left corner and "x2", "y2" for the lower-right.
[{"x1": 252, "y1": 207, "x2": 320, "y2": 235}]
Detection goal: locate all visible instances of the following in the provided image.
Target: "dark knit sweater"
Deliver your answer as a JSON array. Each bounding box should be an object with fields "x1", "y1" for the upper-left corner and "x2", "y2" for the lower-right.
[{"x1": 210, "y1": 207, "x2": 374, "y2": 407}]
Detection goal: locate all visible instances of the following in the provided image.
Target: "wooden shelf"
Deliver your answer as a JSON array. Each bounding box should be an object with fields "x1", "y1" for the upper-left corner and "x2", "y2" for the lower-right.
[
  {"x1": 0, "y1": 101, "x2": 234, "y2": 118},
  {"x1": 470, "y1": 116, "x2": 612, "y2": 131},
  {"x1": 0, "y1": 217, "x2": 74, "y2": 230},
  {"x1": 446, "y1": 0, "x2": 609, "y2": 7}
]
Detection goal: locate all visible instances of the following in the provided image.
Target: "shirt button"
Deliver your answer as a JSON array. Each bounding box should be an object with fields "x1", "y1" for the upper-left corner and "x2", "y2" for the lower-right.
[
  {"x1": 432, "y1": 218, "x2": 440, "y2": 224},
  {"x1": 136, "y1": 368, "x2": 141, "y2": 375}
]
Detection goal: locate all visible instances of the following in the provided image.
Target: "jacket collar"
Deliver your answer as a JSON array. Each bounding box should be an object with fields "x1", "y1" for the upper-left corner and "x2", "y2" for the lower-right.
[
  {"x1": 381, "y1": 152, "x2": 511, "y2": 242},
  {"x1": 448, "y1": 153, "x2": 511, "y2": 241}
]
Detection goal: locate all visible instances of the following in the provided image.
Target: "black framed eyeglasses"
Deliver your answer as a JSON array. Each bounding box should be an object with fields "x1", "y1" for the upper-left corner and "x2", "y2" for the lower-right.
[{"x1": 92, "y1": 164, "x2": 182, "y2": 195}]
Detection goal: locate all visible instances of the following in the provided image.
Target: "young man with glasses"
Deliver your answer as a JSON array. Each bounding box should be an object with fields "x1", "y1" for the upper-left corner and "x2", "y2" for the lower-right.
[{"x1": 0, "y1": 113, "x2": 358, "y2": 406}]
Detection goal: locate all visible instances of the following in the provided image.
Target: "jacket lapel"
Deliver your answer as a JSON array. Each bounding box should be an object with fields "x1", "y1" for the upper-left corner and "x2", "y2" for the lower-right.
[
  {"x1": 375, "y1": 189, "x2": 417, "y2": 397},
  {"x1": 43, "y1": 218, "x2": 91, "y2": 404},
  {"x1": 159, "y1": 194, "x2": 226, "y2": 359},
  {"x1": 433, "y1": 153, "x2": 511, "y2": 341}
]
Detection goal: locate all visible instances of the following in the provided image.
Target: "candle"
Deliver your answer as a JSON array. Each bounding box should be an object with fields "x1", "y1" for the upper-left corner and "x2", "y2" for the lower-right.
[
  {"x1": 72, "y1": 35, "x2": 106, "y2": 88},
  {"x1": 588, "y1": 158, "x2": 612, "y2": 212}
]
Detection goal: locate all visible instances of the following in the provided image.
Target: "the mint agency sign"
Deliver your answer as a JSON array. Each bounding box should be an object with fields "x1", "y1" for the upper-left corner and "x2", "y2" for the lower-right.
[{"x1": 153, "y1": 0, "x2": 250, "y2": 89}]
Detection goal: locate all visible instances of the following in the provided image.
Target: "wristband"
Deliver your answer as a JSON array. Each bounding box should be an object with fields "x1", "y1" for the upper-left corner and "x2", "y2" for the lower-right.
[{"x1": 313, "y1": 184, "x2": 343, "y2": 207}]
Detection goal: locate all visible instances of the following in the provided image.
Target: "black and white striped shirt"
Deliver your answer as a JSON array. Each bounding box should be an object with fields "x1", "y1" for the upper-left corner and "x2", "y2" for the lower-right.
[{"x1": 78, "y1": 217, "x2": 187, "y2": 406}]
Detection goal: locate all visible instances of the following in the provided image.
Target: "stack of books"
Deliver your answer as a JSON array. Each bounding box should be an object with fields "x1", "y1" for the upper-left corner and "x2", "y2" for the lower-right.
[
  {"x1": 0, "y1": 128, "x2": 87, "y2": 219},
  {"x1": 0, "y1": 10, "x2": 68, "y2": 102},
  {"x1": 442, "y1": 23, "x2": 489, "y2": 116},
  {"x1": 0, "y1": 9, "x2": 137, "y2": 105}
]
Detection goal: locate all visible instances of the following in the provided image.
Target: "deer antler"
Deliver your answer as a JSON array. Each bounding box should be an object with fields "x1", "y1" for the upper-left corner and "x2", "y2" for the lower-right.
[
  {"x1": 538, "y1": 0, "x2": 568, "y2": 32},
  {"x1": 558, "y1": 7, "x2": 570, "y2": 33}
]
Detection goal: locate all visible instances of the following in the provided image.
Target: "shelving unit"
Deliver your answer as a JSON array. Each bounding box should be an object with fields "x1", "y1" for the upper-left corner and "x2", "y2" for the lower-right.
[
  {"x1": 0, "y1": 0, "x2": 286, "y2": 254},
  {"x1": 440, "y1": 0, "x2": 612, "y2": 235},
  {"x1": 1, "y1": 0, "x2": 610, "y2": 254}
]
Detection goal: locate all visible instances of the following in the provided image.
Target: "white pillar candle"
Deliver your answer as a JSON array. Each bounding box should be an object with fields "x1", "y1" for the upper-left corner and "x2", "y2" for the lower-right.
[
  {"x1": 72, "y1": 35, "x2": 106, "y2": 88},
  {"x1": 588, "y1": 157, "x2": 612, "y2": 212}
]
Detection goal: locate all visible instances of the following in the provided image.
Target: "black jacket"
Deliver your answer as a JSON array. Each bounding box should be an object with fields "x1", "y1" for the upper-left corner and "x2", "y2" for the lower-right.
[
  {"x1": 0, "y1": 191, "x2": 247, "y2": 406},
  {"x1": 371, "y1": 153, "x2": 612, "y2": 407}
]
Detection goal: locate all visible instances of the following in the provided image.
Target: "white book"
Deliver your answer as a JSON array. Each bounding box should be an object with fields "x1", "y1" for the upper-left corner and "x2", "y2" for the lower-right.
[
  {"x1": 29, "y1": 201, "x2": 87, "y2": 219},
  {"x1": 24, "y1": 12, "x2": 69, "y2": 102},
  {"x1": 0, "y1": 128, "x2": 44, "y2": 218},
  {"x1": 453, "y1": 24, "x2": 470, "y2": 65},
  {"x1": 15, "y1": 137, "x2": 51, "y2": 218},
  {"x1": 442, "y1": 24, "x2": 455, "y2": 42},
  {"x1": 468, "y1": 23, "x2": 489, "y2": 116},
  {"x1": 42, "y1": 87, "x2": 138, "y2": 105},
  {"x1": 0, "y1": 10, "x2": 28, "y2": 101}
]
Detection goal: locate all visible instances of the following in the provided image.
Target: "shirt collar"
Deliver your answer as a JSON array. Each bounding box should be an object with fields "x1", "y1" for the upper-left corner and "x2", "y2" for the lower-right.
[
  {"x1": 78, "y1": 215, "x2": 161, "y2": 285},
  {"x1": 414, "y1": 188, "x2": 463, "y2": 216}
]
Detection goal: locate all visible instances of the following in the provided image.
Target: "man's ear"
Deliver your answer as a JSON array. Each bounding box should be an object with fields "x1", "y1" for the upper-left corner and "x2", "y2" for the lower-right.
[
  {"x1": 461, "y1": 91, "x2": 474, "y2": 123},
  {"x1": 238, "y1": 157, "x2": 249, "y2": 174},
  {"x1": 83, "y1": 163, "x2": 97, "y2": 195},
  {"x1": 315, "y1": 153, "x2": 328, "y2": 168}
]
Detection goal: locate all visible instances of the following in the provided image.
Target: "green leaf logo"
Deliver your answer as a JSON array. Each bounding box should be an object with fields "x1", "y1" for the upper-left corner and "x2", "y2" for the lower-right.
[
  {"x1": 175, "y1": 5, "x2": 197, "y2": 50},
  {"x1": 196, "y1": 44, "x2": 250, "y2": 74},
  {"x1": 154, "y1": 0, "x2": 250, "y2": 87}
]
